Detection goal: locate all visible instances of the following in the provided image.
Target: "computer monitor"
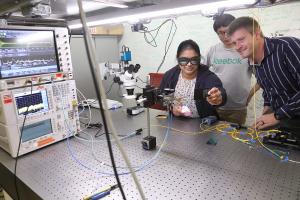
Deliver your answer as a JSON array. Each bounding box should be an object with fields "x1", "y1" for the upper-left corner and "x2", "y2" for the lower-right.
[{"x1": 0, "y1": 29, "x2": 60, "y2": 79}]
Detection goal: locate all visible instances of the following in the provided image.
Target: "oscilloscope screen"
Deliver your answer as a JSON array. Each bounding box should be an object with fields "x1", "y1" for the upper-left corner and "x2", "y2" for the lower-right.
[
  {"x1": 14, "y1": 89, "x2": 50, "y2": 115},
  {"x1": 0, "y1": 29, "x2": 60, "y2": 79}
]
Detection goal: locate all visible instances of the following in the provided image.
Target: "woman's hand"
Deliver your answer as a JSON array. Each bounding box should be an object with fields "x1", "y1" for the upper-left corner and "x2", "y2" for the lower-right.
[
  {"x1": 172, "y1": 105, "x2": 183, "y2": 116},
  {"x1": 207, "y1": 87, "x2": 222, "y2": 105},
  {"x1": 171, "y1": 105, "x2": 192, "y2": 117}
]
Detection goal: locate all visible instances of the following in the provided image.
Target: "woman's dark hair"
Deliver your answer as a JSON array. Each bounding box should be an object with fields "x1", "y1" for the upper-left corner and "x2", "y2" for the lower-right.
[
  {"x1": 213, "y1": 14, "x2": 235, "y2": 32},
  {"x1": 176, "y1": 39, "x2": 201, "y2": 58}
]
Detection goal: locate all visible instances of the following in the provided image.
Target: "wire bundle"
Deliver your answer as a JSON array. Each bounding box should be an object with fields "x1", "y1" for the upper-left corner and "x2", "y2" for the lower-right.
[{"x1": 138, "y1": 19, "x2": 177, "y2": 72}]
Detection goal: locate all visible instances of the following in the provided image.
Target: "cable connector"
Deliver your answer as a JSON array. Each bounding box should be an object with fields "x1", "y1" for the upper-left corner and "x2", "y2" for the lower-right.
[
  {"x1": 230, "y1": 123, "x2": 247, "y2": 130},
  {"x1": 239, "y1": 131, "x2": 246, "y2": 135},
  {"x1": 135, "y1": 128, "x2": 143, "y2": 135},
  {"x1": 202, "y1": 116, "x2": 218, "y2": 126},
  {"x1": 280, "y1": 156, "x2": 289, "y2": 162},
  {"x1": 86, "y1": 123, "x2": 103, "y2": 129},
  {"x1": 249, "y1": 139, "x2": 256, "y2": 144}
]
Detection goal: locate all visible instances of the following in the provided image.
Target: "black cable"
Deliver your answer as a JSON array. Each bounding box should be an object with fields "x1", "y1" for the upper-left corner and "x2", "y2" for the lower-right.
[
  {"x1": 93, "y1": 129, "x2": 143, "y2": 169},
  {"x1": 118, "y1": 85, "x2": 124, "y2": 98},
  {"x1": 77, "y1": 1, "x2": 126, "y2": 199},
  {"x1": 141, "y1": 25, "x2": 159, "y2": 47},
  {"x1": 141, "y1": 19, "x2": 173, "y2": 47},
  {"x1": 156, "y1": 20, "x2": 177, "y2": 72},
  {"x1": 14, "y1": 82, "x2": 33, "y2": 200},
  {"x1": 142, "y1": 28, "x2": 158, "y2": 47},
  {"x1": 95, "y1": 131, "x2": 105, "y2": 138},
  {"x1": 137, "y1": 19, "x2": 177, "y2": 72},
  {"x1": 80, "y1": 120, "x2": 103, "y2": 128},
  {"x1": 79, "y1": 120, "x2": 103, "y2": 138},
  {"x1": 146, "y1": 19, "x2": 173, "y2": 32},
  {"x1": 105, "y1": 81, "x2": 114, "y2": 95}
]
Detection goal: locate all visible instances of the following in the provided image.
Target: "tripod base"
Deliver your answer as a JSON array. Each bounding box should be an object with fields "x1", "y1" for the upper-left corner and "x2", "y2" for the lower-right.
[{"x1": 142, "y1": 136, "x2": 156, "y2": 150}]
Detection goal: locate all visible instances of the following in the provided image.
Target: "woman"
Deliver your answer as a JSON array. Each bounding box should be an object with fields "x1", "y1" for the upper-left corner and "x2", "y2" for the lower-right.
[{"x1": 160, "y1": 39, "x2": 227, "y2": 118}]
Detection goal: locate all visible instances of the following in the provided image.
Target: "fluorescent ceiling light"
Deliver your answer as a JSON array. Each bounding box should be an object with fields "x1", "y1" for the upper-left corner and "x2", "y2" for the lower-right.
[
  {"x1": 67, "y1": 1, "x2": 127, "y2": 15},
  {"x1": 17, "y1": 32, "x2": 52, "y2": 43},
  {"x1": 69, "y1": 0, "x2": 256, "y2": 29},
  {"x1": 89, "y1": 0, "x2": 128, "y2": 8}
]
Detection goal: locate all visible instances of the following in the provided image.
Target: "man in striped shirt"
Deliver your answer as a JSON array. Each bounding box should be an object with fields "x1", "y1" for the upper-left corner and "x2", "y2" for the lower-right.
[{"x1": 228, "y1": 16, "x2": 300, "y2": 133}]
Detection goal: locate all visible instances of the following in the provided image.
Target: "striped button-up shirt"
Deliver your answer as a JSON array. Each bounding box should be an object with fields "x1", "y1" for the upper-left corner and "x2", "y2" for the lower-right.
[{"x1": 255, "y1": 37, "x2": 300, "y2": 119}]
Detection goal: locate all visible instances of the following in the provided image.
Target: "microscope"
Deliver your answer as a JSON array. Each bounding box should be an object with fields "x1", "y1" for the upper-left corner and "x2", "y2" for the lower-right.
[{"x1": 103, "y1": 46, "x2": 143, "y2": 113}]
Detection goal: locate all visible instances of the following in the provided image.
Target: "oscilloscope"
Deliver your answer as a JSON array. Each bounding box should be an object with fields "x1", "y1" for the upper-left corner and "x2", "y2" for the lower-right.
[
  {"x1": 0, "y1": 80, "x2": 79, "y2": 157},
  {"x1": 0, "y1": 26, "x2": 74, "y2": 90},
  {"x1": 0, "y1": 25, "x2": 80, "y2": 157}
]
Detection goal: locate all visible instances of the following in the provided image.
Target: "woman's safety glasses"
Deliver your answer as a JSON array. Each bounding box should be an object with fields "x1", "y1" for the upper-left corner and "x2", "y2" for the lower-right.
[{"x1": 178, "y1": 56, "x2": 200, "y2": 66}]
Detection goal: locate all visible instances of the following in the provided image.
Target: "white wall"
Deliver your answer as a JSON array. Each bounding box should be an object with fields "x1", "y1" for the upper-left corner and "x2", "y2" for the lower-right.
[
  {"x1": 70, "y1": 36, "x2": 121, "y2": 100},
  {"x1": 118, "y1": 1, "x2": 300, "y2": 125},
  {"x1": 119, "y1": 1, "x2": 300, "y2": 76}
]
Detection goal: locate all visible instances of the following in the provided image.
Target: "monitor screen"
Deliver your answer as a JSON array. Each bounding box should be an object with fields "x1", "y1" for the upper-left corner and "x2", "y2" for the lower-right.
[
  {"x1": 14, "y1": 89, "x2": 50, "y2": 115},
  {"x1": 21, "y1": 119, "x2": 53, "y2": 142},
  {"x1": 0, "y1": 29, "x2": 60, "y2": 79}
]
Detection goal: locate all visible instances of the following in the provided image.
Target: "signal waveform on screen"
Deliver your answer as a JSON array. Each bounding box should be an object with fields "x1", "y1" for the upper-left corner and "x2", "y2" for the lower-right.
[
  {"x1": 0, "y1": 40, "x2": 52, "y2": 47},
  {"x1": 1, "y1": 58, "x2": 57, "y2": 70}
]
